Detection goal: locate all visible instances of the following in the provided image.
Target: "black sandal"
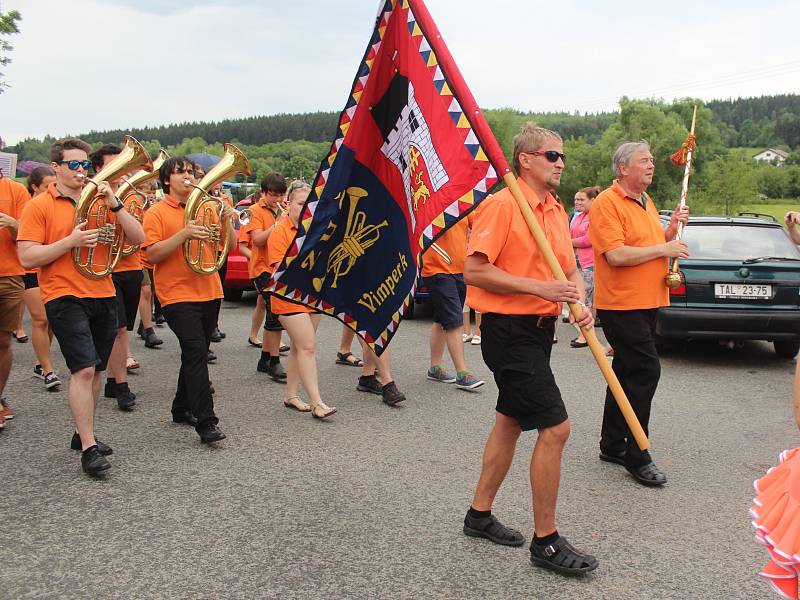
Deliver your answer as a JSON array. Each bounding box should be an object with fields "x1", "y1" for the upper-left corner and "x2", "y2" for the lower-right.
[
  {"x1": 463, "y1": 512, "x2": 525, "y2": 547},
  {"x1": 336, "y1": 352, "x2": 363, "y2": 367},
  {"x1": 530, "y1": 536, "x2": 598, "y2": 575}
]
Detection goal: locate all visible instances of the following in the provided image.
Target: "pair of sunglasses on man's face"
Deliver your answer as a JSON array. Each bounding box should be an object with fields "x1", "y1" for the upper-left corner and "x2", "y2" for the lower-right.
[
  {"x1": 524, "y1": 150, "x2": 566, "y2": 163},
  {"x1": 56, "y1": 159, "x2": 91, "y2": 171}
]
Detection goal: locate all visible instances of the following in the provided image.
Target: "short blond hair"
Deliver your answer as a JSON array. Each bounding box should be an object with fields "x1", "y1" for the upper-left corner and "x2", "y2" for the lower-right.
[{"x1": 512, "y1": 123, "x2": 562, "y2": 174}]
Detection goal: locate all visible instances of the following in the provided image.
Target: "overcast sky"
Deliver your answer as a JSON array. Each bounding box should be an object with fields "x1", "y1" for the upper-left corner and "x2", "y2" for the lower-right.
[{"x1": 3, "y1": 0, "x2": 799, "y2": 145}]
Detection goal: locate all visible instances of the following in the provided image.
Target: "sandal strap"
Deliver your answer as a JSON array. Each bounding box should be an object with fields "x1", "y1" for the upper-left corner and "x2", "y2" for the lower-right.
[
  {"x1": 473, "y1": 514, "x2": 523, "y2": 543},
  {"x1": 535, "y1": 537, "x2": 595, "y2": 569}
]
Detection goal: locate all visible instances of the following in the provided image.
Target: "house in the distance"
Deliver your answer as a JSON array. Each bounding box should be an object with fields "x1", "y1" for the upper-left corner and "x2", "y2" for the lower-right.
[{"x1": 753, "y1": 148, "x2": 789, "y2": 165}]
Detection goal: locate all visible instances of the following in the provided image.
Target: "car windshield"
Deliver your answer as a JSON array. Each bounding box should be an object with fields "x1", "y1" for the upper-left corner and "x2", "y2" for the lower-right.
[{"x1": 683, "y1": 224, "x2": 800, "y2": 261}]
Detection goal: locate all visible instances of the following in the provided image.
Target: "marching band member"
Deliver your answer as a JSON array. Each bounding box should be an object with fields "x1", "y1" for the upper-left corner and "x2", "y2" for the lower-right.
[
  {"x1": 136, "y1": 180, "x2": 164, "y2": 349},
  {"x1": 90, "y1": 144, "x2": 141, "y2": 412},
  {"x1": 241, "y1": 173, "x2": 287, "y2": 382},
  {"x1": 142, "y1": 157, "x2": 231, "y2": 443},
  {"x1": 17, "y1": 138, "x2": 145, "y2": 475},
  {"x1": 267, "y1": 181, "x2": 336, "y2": 418}
]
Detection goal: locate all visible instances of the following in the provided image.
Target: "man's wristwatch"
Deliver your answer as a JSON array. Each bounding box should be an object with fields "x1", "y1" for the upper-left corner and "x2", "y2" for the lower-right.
[{"x1": 110, "y1": 198, "x2": 125, "y2": 213}]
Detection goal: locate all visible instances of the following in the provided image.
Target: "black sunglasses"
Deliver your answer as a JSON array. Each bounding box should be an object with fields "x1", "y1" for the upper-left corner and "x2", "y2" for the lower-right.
[
  {"x1": 56, "y1": 159, "x2": 91, "y2": 171},
  {"x1": 524, "y1": 150, "x2": 566, "y2": 164}
]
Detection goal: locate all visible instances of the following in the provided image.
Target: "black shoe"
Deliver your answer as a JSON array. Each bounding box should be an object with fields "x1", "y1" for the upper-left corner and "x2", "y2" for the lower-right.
[
  {"x1": 266, "y1": 361, "x2": 286, "y2": 382},
  {"x1": 382, "y1": 381, "x2": 406, "y2": 406},
  {"x1": 71, "y1": 432, "x2": 113, "y2": 456},
  {"x1": 143, "y1": 328, "x2": 163, "y2": 348},
  {"x1": 154, "y1": 313, "x2": 166, "y2": 325},
  {"x1": 207, "y1": 350, "x2": 217, "y2": 363},
  {"x1": 217, "y1": 329, "x2": 226, "y2": 339},
  {"x1": 136, "y1": 322, "x2": 144, "y2": 338},
  {"x1": 529, "y1": 536, "x2": 598, "y2": 575},
  {"x1": 357, "y1": 375, "x2": 383, "y2": 395},
  {"x1": 198, "y1": 424, "x2": 226, "y2": 444},
  {"x1": 172, "y1": 411, "x2": 198, "y2": 426},
  {"x1": 104, "y1": 380, "x2": 117, "y2": 399},
  {"x1": 598, "y1": 451, "x2": 626, "y2": 466},
  {"x1": 626, "y1": 461, "x2": 667, "y2": 487},
  {"x1": 463, "y1": 511, "x2": 525, "y2": 546},
  {"x1": 256, "y1": 359, "x2": 269, "y2": 373},
  {"x1": 81, "y1": 446, "x2": 111, "y2": 475},
  {"x1": 209, "y1": 380, "x2": 215, "y2": 395},
  {"x1": 210, "y1": 327, "x2": 223, "y2": 343},
  {"x1": 117, "y1": 390, "x2": 136, "y2": 411}
]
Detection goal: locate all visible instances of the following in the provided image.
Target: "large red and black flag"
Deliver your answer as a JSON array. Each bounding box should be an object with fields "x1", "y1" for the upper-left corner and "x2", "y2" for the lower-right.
[{"x1": 270, "y1": 0, "x2": 507, "y2": 354}]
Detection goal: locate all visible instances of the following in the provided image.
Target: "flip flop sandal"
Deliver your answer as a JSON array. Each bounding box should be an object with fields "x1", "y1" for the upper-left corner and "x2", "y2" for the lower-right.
[
  {"x1": 248, "y1": 338, "x2": 263, "y2": 348},
  {"x1": 283, "y1": 396, "x2": 311, "y2": 412},
  {"x1": 463, "y1": 513, "x2": 525, "y2": 547},
  {"x1": 570, "y1": 339, "x2": 589, "y2": 348},
  {"x1": 529, "y1": 536, "x2": 599, "y2": 575},
  {"x1": 311, "y1": 404, "x2": 337, "y2": 419},
  {"x1": 14, "y1": 333, "x2": 29, "y2": 343},
  {"x1": 335, "y1": 352, "x2": 364, "y2": 367}
]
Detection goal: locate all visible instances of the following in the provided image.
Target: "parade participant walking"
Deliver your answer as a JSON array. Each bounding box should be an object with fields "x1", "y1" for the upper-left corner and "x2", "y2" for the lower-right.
[
  {"x1": 136, "y1": 180, "x2": 163, "y2": 350},
  {"x1": 142, "y1": 156, "x2": 231, "y2": 443},
  {"x1": 568, "y1": 186, "x2": 600, "y2": 348},
  {"x1": 462, "y1": 124, "x2": 597, "y2": 575},
  {"x1": 17, "y1": 138, "x2": 145, "y2": 474},
  {"x1": 266, "y1": 181, "x2": 336, "y2": 418},
  {"x1": 589, "y1": 141, "x2": 689, "y2": 486},
  {"x1": 0, "y1": 173, "x2": 30, "y2": 428}
]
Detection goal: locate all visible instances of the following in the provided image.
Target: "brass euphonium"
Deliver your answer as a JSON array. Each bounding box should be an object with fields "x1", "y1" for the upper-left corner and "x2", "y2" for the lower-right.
[
  {"x1": 73, "y1": 135, "x2": 153, "y2": 279},
  {"x1": 183, "y1": 143, "x2": 253, "y2": 275},
  {"x1": 117, "y1": 149, "x2": 170, "y2": 257}
]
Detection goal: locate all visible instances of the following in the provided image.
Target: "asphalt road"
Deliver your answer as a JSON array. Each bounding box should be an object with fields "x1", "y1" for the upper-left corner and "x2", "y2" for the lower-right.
[{"x1": 2, "y1": 293, "x2": 796, "y2": 599}]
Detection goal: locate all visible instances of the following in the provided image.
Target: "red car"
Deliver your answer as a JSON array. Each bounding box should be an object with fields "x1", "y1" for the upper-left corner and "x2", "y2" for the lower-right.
[{"x1": 221, "y1": 195, "x2": 259, "y2": 301}]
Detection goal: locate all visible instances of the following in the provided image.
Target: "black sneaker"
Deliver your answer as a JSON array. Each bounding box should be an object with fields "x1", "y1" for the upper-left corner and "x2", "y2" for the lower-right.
[
  {"x1": 33, "y1": 364, "x2": 46, "y2": 380},
  {"x1": 104, "y1": 380, "x2": 117, "y2": 399},
  {"x1": 71, "y1": 433, "x2": 113, "y2": 456},
  {"x1": 172, "y1": 411, "x2": 198, "y2": 426},
  {"x1": 381, "y1": 381, "x2": 406, "y2": 406},
  {"x1": 198, "y1": 424, "x2": 226, "y2": 444},
  {"x1": 210, "y1": 327, "x2": 223, "y2": 343},
  {"x1": 136, "y1": 321, "x2": 144, "y2": 338},
  {"x1": 143, "y1": 328, "x2": 163, "y2": 348},
  {"x1": 81, "y1": 446, "x2": 111, "y2": 475},
  {"x1": 357, "y1": 375, "x2": 383, "y2": 395},
  {"x1": 266, "y1": 361, "x2": 287, "y2": 382},
  {"x1": 207, "y1": 350, "x2": 217, "y2": 363},
  {"x1": 117, "y1": 390, "x2": 136, "y2": 411},
  {"x1": 44, "y1": 372, "x2": 61, "y2": 390},
  {"x1": 256, "y1": 359, "x2": 269, "y2": 373}
]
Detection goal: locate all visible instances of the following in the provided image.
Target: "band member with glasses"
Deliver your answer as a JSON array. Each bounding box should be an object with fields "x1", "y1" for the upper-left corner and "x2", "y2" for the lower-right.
[
  {"x1": 142, "y1": 156, "x2": 232, "y2": 444},
  {"x1": 0, "y1": 171, "x2": 31, "y2": 429},
  {"x1": 242, "y1": 172, "x2": 288, "y2": 381},
  {"x1": 267, "y1": 181, "x2": 336, "y2": 418},
  {"x1": 17, "y1": 138, "x2": 145, "y2": 475},
  {"x1": 589, "y1": 141, "x2": 689, "y2": 487},
  {"x1": 89, "y1": 144, "x2": 141, "y2": 413},
  {"x1": 462, "y1": 124, "x2": 598, "y2": 576},
  {"x1": 16, "y1": 167, "x2": 61, "y2": 392}
]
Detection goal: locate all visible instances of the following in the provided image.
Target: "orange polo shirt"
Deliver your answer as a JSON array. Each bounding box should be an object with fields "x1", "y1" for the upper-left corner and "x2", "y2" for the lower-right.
[
  {"x1": 241, "y1": 202, "x2": 279, "y2": 279},
  {"x1": 589, "y1": 180, "x2": 669, "y2": 310},
  {"x1": 142, "y1": 194, "x2": 223, "y2": 307},
  {"x1": 17, "y1": 183, "x2": 116, "y2": 303},
  {"x1": 466, "y1": 178, "x2": 576, "y2": 316},
  {"x1": 267, "y1": 218, "x2": 314, "y2": 315},
  {"x1": 0, "y1": 178, "x2": 30, "y2": 277},
  {"x1": 421, "y1": 211, "x2": 474, "y2": 277}
]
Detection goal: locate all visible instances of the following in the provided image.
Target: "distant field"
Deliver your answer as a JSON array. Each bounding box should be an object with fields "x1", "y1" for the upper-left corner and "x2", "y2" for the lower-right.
[{"x1": 743, "y1": 202, "x2": 798, "y2": 223}]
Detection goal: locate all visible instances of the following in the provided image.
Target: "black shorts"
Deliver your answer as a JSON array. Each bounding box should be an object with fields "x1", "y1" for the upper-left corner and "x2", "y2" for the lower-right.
[
  {"x1": 426, "y1": 273, "x2": 466, "y2": 330},
  {"x1": 480, "y1": 313, "x2": 567, "y2": 432},
  {"x1": 253, "y1": 273, "x2": 283, "y2": 332},
  {"x1": 45, "y1": 296, "x2": 118, "y2": 374},
  {"x1": 112, "y1": 270, "x2": 144, "y2": 331},
  {"x1": 23, "y1": 272, "x2": 39, "y2": 290}
]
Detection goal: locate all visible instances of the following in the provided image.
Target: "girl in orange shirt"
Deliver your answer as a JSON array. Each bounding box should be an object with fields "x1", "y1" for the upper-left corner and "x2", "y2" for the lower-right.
[{"x1": 267, "y1": 182, "x2": 336, "y2": 419}]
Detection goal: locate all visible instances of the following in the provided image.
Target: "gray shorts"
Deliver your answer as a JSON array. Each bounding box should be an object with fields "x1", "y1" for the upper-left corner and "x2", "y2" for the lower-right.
[{"x1": 581, "y1": 268, "x2": 594, "y2": 308}]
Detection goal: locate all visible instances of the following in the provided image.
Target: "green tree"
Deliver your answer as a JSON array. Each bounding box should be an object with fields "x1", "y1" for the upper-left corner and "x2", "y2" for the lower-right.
[
  {"x1": 0, "y1": 7, "x2": 21, "y2": 93},
  {"x1": 696, "y1": 154, "x2": 758, "y2": 215}
]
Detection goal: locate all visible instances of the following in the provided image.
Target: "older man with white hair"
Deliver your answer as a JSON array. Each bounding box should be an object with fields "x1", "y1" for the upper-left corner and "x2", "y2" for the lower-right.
[{"x1": 589, "y1": 141, "x2": 689, "y2": 487}]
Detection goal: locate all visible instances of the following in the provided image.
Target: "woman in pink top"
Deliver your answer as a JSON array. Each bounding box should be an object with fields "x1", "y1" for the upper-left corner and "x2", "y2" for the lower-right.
[{"x1": 569, "y1": 186, "x2": 600, "y2": 347}]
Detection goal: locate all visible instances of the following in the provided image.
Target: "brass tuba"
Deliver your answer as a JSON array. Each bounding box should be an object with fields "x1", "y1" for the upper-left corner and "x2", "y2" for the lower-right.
[
  {"x1": 72, "y1": 135, "x2": 153, "y2": 279},
  {"x1": 183, "y1": 143, "x2": 252, "y2": 275},
  {"x1": 117, "y1": 149, "x2": 169, "y2": 256}
]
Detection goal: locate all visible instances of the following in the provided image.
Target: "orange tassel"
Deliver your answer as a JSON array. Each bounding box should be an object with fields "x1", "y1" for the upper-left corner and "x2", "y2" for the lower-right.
[{"x1": 670, "y1": 133, "x2": 697, "y2": 166}]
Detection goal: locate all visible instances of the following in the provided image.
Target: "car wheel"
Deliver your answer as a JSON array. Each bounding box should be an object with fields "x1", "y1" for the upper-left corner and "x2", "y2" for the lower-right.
[
  {"x1": 223, "y1": 287, "x2": 244, "y2": 302},
  {"x1": 773, "y1": 340, "x2": 800, "y2": 359}
]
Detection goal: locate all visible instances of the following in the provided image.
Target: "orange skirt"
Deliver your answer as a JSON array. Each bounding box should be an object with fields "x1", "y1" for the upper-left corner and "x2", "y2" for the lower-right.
[{"x1": 270, "y1": 293, "x2": 315, "y2": 316}]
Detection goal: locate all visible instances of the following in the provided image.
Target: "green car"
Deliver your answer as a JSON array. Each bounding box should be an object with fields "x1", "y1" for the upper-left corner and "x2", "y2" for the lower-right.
[{"x1": 656, "y1": 213, "x2": 800, "y2": 358}]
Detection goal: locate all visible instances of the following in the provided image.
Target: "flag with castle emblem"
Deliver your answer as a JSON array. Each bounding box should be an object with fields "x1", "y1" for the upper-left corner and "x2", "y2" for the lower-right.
[{"x1": 270, "y1": 0, "x2": 508, "y2": 354}]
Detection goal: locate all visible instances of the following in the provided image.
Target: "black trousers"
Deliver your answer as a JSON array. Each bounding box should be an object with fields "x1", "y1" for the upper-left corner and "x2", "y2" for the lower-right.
[
  {"x1": 162, "y1": 300, "x2": 219, "y2": 430},
  {"x1": 215, "y1": 263, "x2": 227, "y2": 325},
  {"x1": 596, "y1": 308, "x2": 660, "y2": 467}
]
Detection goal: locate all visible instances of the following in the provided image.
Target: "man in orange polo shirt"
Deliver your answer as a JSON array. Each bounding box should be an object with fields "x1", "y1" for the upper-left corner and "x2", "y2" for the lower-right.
[
  {"x1": 421, "y1": 214, "x2": 484, "y2": 390},
  {"x1": 589, "y1": 141, "x2": 689, "y2": 487},
  {"x1": 241, "y1": 172, "x2": 287, "y2": 381},
  {"x1": 0, "y1": 174, "x2": 31, "y2": 429},
  {"x1": 142, "y1": 156, "x2": 235, "y2": 444},
  {"x1": 17, "y1": 137, "x2": 145, "y2": 476},
  {"x1": 462, "y1": 124, "x2": 597, "y2": 576},
  {"x1": 89, "y1": 144, "x2": 140, "y2": 412}
]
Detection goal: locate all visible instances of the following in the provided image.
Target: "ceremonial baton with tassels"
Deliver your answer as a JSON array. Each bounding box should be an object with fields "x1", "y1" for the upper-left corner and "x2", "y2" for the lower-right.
[
  {"x1": 409, "y1": 0, "x2": 649, "y2": 450},
  {"x1": 665, "y1": 105, "x2": 698, "y2": 289}
]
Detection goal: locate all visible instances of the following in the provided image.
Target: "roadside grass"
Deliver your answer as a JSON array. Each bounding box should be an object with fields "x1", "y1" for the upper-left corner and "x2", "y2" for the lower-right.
[{"x1": 742, "y1": 201, "x2": 798, "y2": 224}]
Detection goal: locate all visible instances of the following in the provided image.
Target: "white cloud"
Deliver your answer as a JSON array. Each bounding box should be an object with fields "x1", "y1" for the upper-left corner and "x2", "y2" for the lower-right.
[{"x1": 3, "y1": 0, "x2": 799, "y2": 144}]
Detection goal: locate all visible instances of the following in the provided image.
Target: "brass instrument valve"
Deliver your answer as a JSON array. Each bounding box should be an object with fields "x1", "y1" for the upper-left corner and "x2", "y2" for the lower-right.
[{"x1": 97, "y1": 223, "x2": 117, "y2": 245}]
